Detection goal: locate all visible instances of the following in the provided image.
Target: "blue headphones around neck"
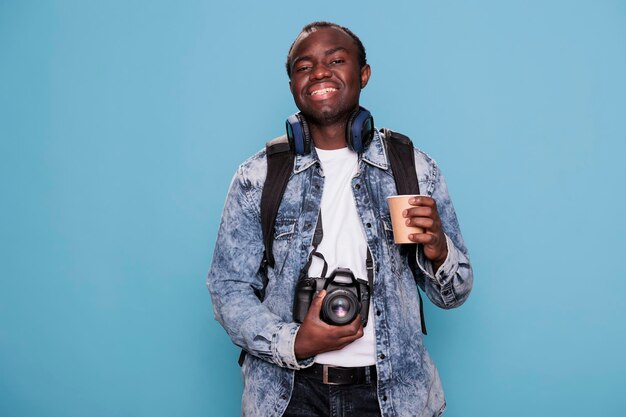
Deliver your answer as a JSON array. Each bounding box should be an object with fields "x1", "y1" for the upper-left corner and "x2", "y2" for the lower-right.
[{"x1": 285, "y1": 106, "x2": 375, "y2": 155}]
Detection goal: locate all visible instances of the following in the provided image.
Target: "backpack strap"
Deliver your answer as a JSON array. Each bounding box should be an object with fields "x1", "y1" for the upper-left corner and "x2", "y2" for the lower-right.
[
  {"x1": 240, "y1": 135, "x2": 294, "y2": 367},
  {"x1": 382, "y1": 129, "x2": 419, "y2": 195},
  {"x1": 382, "y1": 128, "x2": 427, "y2": 335},
  {"x1": 261, "y1": 135, "x2": 294, "y2": 269}
]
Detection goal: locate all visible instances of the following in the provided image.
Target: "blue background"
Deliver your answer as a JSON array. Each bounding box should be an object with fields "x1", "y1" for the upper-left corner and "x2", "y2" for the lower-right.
[{"x1": 1, "y1": 1, "x2": 625, "y2": 416}]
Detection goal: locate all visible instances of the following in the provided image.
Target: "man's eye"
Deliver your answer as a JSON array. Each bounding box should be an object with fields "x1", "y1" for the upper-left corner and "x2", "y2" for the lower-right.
[
  {"x1": 330, "y1": 59, "x2": 344, "y2": 65},
  {"x1": 296, "y1": 66, "x2": 310, "y2": 72}
]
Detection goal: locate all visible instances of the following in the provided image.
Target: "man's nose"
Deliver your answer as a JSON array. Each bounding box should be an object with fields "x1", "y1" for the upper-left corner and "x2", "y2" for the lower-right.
[{"x1": 310, "y1": 63, "x2": 331, "y2": 80}]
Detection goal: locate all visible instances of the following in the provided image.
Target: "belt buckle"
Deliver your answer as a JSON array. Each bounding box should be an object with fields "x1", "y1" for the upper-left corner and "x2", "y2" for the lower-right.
[
  {"x1": 322, "y1": 365, "x2": 343, "y2": 385},
  {"x1": 322, "y1": 364, "x2": 330, "y2": 384}
]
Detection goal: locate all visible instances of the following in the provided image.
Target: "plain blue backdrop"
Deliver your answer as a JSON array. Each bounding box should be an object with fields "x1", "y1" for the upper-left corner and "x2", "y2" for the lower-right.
[{"x1": 1, "y1": 1, "x2": 625, "y2": 416}]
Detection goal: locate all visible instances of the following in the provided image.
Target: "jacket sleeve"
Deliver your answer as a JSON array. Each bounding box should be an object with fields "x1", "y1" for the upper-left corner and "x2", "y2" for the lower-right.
[
  {"x1": 206, "y1": 166, "x2": 313, "y2": 369},
  {"x1": 413, "y1": 157, "x2": 473, "y2": 309}
]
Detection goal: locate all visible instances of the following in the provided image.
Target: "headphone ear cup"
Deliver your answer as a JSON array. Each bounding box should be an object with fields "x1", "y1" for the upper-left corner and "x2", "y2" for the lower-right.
[
  {"x1": 346, "y1": 107, "x2": 374, "y2": 152},
  {"x1": 286, "y1": 113, "x2": 312, "y2": 155}
]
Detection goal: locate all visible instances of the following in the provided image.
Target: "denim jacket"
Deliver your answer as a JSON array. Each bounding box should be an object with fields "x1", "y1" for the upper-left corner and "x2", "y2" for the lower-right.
[{"x1": 207, "y1": 130, "x2": 473, "y2": 417}]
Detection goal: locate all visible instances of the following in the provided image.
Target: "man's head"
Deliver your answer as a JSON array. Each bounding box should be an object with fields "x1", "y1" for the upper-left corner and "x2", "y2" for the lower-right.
[
  {"x1": 286, "y1": 22, "x2": 371, "y2": 127},
  {"x1": 285, "y1": 22, "x2": 367, "y2": 78}
]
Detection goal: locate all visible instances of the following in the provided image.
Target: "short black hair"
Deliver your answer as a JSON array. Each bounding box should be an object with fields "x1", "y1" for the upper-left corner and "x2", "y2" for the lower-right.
[{"x1": 285, "y1": 21, "x2": 367, "y2": 78}]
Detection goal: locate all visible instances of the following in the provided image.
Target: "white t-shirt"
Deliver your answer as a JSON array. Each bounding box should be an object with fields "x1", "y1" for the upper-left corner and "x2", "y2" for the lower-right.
[{"x1": 308, "y1": 146, "x2": 376, "y2": 367}]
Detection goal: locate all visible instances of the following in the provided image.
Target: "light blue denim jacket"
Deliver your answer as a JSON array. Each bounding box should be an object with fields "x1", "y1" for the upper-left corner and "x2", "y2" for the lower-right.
[{"x1": 207, "y1": 130, "x2": 473, "y2": 417}]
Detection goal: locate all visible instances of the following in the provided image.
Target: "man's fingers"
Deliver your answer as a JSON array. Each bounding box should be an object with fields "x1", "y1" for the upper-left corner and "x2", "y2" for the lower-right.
[
  {"x1": 304, "y1": 290, "x2": 326, "y2": 321},
  {"x1": 334, "y1": 316, "x2": 364, "y2": 338},
  {"x1": 409, "y1": 232, "x2": 436, "y2": 244},
  {"x1": 407, "y1": 196, "x2": 436, "y2": 207},
  {"x1": 310, "y1": 290, "x2": 326, "y2": 309},
  {"x1": 406, "y1": 217, "x2": 435, "y2": 229},
  {"x1": 403, "y1": 206, "x2": 434, "y2": 218},
  {"x1": 327, "y1": 319, "x2": 363, "y2": 338},
  {"x1": 333, "y1": 329, "x2": 364, "y2": 346}
]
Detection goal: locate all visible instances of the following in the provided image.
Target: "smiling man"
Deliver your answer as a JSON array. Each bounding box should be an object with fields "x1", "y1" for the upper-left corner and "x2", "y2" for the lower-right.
[{"x1": 207, "y1": 22, "x2": 473, "y2": 417}]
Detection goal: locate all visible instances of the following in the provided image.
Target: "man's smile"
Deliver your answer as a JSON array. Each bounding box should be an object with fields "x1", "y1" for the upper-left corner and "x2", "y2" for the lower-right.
[
  {"x1": 310, "y1": 87, "x2": 338, "y2": 96},
  {"x1": 307, "y1": 84, "x2": 340, "y2": 101}
]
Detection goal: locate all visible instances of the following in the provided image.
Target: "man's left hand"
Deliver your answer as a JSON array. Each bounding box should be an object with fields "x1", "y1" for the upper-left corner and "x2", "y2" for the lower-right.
[{"x1": 403, "y1": 196, "x2": 448, "y2": 272}]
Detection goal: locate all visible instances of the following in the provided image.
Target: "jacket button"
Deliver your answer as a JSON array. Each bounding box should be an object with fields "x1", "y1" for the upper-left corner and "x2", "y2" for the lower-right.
[
  {"x1": 379, "y1": 353, "x2": 386, "y2": 360},
  {"x1": 382, "y1": 395, "x2": 388, "y2": 401},
  {"x1": 376, "y1": 310, "x2": 381, "y2": 316},
  {"x1": 355, "y1": 183, "x2": 361, "y2": 189},
  {"x1": 366, "y1": 223, "x2": 372, "y2": 228}
]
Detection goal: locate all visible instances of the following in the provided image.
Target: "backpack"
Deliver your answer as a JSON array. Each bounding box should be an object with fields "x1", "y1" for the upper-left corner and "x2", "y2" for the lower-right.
[
  {"x1": 261, "y1": 128, "x2": 427, "y2": 332},
  {"x1": 238, "y1": 129, "x2": 427, "y2": 366}
]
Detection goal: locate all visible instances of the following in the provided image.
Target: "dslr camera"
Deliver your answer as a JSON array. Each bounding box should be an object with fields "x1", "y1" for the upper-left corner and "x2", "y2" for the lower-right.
[{"x1": 293, "y1": 267, "x2": 370, "y2": 327}]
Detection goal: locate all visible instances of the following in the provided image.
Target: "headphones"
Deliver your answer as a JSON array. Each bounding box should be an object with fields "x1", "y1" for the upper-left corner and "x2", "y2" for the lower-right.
[{"x1": 285, "y1": 106, "x2": 375, "y2": 155}]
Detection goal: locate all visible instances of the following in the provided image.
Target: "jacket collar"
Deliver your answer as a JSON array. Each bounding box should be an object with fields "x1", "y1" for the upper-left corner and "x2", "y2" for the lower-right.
[
  {"x1": 361, "y1": 130, "x2": 389, "y2": 170},
  {"x1": 293, "y1": 129, "x2": 389, "y2": 173}
]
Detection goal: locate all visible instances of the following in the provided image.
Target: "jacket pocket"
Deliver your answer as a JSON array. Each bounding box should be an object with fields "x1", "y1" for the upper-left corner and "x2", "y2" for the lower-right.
[
  {"x1": 380, "y1": 214, "x2": 405, "y2": 275},
  {"x1": 272, "y1": 218, "x2": 297, "y2": 273},
  {"x1": 274, "y1": 218, "x2": 296, "y2": 240},
  {"x1": 381, "y1": 214, "x2": 396, "y2": 245}
]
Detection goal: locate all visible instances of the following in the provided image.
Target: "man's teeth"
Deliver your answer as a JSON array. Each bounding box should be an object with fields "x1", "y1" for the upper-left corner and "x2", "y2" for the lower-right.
[{"x1": 311, "y1": 88, "x2": 337, "y2": 95}]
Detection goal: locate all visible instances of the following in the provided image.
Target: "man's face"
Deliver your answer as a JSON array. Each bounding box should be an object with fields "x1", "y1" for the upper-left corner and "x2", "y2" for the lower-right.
[{"x1": 288, "y1": 27, "x2": 370, "y2": 126}]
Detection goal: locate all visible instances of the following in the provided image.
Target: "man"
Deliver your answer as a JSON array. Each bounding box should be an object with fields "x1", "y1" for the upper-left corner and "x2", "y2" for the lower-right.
[{"x1": 207, "y1": 22, "x2": 473, "y2": 417}]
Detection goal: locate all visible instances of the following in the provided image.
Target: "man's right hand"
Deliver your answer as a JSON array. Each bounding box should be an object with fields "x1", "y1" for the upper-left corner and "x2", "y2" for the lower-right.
[{"x1": 294, "y1": 290, "x2": 364, "y2": 360}]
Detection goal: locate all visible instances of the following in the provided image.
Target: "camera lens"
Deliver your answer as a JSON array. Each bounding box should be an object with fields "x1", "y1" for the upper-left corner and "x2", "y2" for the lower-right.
[
  {"x1": 331, "y1": 298, "x2": 350, "y2": 318},
  {"x1": 322, "y1": 290, "x2": 359, "y2": 325}
]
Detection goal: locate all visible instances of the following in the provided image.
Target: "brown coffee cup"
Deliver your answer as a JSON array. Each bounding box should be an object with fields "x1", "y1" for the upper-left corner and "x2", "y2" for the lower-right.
[{"x1": 386, "y1": 195, "x2": 425, "y2": 244}]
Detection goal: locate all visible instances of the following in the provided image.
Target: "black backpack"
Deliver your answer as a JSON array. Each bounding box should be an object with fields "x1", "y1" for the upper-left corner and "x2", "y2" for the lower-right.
[
  {"x1": 261, "y1": 128, "x2": 427, "y2": 332},
  {"x1": 238, "y1": 129, "x2": 427, "y2": 366}
]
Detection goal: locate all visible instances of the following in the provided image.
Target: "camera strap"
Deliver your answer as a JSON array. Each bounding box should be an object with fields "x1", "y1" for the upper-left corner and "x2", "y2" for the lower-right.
[
  {"x1": 303, "y1": 212, "x2": 374, "y2": 293},
  {"x1": 298, "y1": 212, "x2": 326, "y2": 279},
  {"x1": 365, "y1": 249, "x2": 374, "y2": 296}
]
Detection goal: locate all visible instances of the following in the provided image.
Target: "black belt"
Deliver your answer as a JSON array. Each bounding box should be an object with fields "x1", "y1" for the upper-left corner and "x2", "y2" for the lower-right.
[{"x1": 298, "y1": 363, "x2": 377, "y2": 385}]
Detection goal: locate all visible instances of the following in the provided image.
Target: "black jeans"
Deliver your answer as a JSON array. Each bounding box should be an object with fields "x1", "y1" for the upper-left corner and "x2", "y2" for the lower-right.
[{"x1": 282, "y1": 370, "x2": 382, "y2": 417}]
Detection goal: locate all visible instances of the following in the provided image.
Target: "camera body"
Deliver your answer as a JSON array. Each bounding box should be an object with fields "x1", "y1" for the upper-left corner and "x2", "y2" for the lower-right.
[{"x1": 293, "y1": 267, "x2": 370, "y2": 327}]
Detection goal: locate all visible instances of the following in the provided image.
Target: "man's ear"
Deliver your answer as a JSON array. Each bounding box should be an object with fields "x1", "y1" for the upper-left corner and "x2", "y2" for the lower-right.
[
  {"x1": 289, "y1": 79, "x2": 293, "y2": 94},
  {"x1": 360, "y1": 64, "x2": 371, "y2": 89}
]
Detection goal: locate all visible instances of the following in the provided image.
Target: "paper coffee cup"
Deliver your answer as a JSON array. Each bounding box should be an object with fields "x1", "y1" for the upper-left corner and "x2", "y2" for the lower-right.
[{"x1": 386, "y1": 195, "x2": 425, "y2": 244}]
